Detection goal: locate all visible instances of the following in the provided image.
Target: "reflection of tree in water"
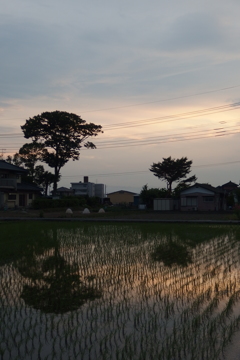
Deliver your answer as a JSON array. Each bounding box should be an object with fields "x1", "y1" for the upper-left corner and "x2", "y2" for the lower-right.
[
  {"x1": 17, "y1": 231, "x2": 101, "y2": 314},
  {"x1": 3, "y1": 223, "x2": 240, "y2": 359},
  {"x1": 151, "y1": 233, "x2": 192, "y2": 267},
  {"x1": 150, "y1": 226, "x2": 232, "y2": 268},
  {"x1": 151, "y1": 241, "x2": 192, "y2": 267}
]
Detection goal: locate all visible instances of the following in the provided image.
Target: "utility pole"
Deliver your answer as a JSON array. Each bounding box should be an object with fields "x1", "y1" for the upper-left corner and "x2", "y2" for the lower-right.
[{"x1": 0, "y1": 148, "x2": 6, "y2": 159}]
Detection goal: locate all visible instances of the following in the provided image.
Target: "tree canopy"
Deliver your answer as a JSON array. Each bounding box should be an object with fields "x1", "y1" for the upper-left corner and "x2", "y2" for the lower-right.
[
  {"x1": 140, "y1": 184, "x2": 169, "y2": 208},
  {"x1": 21, "y1": 110, "x2": 103, "y2": 193},
  {"x1": 18, "y1": 143, "x2": 45, "y2": 180},
  {"x1": 6, "y1": 144, "x2": 56, "y2": 194},
  {"x1": 149, "y1": 156, "x2": 197, "y2": 194}
]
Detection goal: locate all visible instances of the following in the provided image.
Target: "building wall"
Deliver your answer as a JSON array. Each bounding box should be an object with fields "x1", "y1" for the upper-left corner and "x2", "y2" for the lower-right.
[
  {"x1": 3, "y1": 192, "x2": 38, "y2": 208},
  {"x1": 181, "y1": 191, "x2": 221, "y2": 211},
  {"x1": 71, "y1": 182, "x2": 95, "y2": 197},
  {"x1": 0, "y1": 192, "x2": 4, "y2": 207},
  {"x1": 154, "y1": 198, "x2": 173, "y2": 211},
  {"x1": 0, "y1": 165, "x2": 41, "y2": 208},
  {"x1": 70, "y1": 177, "x2": 105, "y2": 199},
  {"x1": 107, "y1": 191, "x2": 136, "y2": 204},
  {"x1": 95, "y1": 184, "x2": 105, "y2": 199}
]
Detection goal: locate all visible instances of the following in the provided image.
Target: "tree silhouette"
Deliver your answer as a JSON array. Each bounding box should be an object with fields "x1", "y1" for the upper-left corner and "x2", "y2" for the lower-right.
[
  {"x1": 17, "y1": 230, "x2": 101, "y2": 313},
  {"x1": 150, "y1": 156, "x2": 197, "y2": 194},
  {"x1": 21, "y1": 111, "x2": 103, "y2": 193}
]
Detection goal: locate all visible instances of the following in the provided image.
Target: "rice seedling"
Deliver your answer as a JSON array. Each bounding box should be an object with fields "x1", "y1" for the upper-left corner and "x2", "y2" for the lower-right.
[{"x1": 1, "y1": 222, "x2": 240, "y2": 359}]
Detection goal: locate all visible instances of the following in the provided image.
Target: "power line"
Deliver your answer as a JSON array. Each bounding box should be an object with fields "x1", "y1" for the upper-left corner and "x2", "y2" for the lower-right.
[
  {"x1": 94, "y1": 124, "x2": 240, "y2": 146},
  {"x1": 80, "y1": 84, "x2": 240, "y2": 113},
  {"x1": 1, "y1": 117, "x2": 238, "y2": 147},
  {"x1": 103, "y1": 102, "x2": 240, "y2": 130},
  {"x1": 1, "y1": 84, "x2": 240, "y2": 121},
  {"x1": 61, "y1": 160, "x2": 240, "y2": 178},
  {"x1": 1, "y1": 101, "x2": 240, "y2": 140},
  {"x1": 1, "y1": 102, "x2": 240, "y2": 152},
  {"x1": 1, "y1": 124, "x2": 240, "y2": 152},
  {"x1": 86, "y1": 129, "x2": 240, "y2": 150}
]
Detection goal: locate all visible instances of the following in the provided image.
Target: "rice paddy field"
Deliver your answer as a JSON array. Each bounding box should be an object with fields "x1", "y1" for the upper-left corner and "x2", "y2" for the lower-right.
[{"x1": 1, "y1": 221, "x2": 240, "y2": 360}]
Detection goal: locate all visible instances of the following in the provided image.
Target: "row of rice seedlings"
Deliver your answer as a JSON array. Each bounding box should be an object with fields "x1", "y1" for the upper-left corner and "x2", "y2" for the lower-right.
[{"x1": 1, "y1": 224, "x2": 240, "y2": 359}]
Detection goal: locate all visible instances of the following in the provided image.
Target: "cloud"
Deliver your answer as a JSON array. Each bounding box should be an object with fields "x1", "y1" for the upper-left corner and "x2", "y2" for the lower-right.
[
  {"x1": 0, "y1": 17, "x2": 71, "y2": 100},
  {"x1": 162, "y1": 12, "x2": 224, "y2": 50},
  {"x1": 1, "y1": 1, "x2": 240, "y2": 108}
]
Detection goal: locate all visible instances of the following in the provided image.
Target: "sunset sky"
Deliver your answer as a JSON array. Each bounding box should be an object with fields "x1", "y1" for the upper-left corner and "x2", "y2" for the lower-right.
[{"x1": 1, "y1": 0, "x2": 240, "y2": 194}]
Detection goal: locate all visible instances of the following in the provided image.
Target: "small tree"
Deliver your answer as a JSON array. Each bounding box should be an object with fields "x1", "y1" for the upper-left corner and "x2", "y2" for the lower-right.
[
  {"x1": 6, "y1": 153, "x2": 23, "y2": 167},
  {"x1": 140, "y1": 184, "x2": 169, "y2": 208},
  {"x1": 6, "y1": 145, "x2": 56, "y2": 192},
  {"x1": 21, "y1": 111, "x2": 103, "y2": 193},
  {"x1": 18, "y1": 143, "x2": 45, "y2": 180},
  {"x1": 149, "y1": 156, "x2": 197, "y2": 194},
  {"x1": 34, "y1": 165, "x2": 57, "y2": 196}
]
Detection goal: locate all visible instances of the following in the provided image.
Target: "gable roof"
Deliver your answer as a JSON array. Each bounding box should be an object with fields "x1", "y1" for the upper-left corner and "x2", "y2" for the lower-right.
[
  {"x1": 56, "y1": 187, "x2": 72, "y2": 192},
  {"x1": 0, "y1": 160, "x2": 27, "y2": 173},
  {"x1": 181, "y1": 183, "x2": 224, "y2": 194},
  {"x1": 221, "y1": 181, "x2": 239, "y2": 188},
  {"x1": 107, "y1": 190, "x2": 137, "y2": 195}
]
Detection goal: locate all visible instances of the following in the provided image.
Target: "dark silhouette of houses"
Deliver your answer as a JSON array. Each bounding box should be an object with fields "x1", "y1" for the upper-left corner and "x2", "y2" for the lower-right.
[{"x1": 0, "y1": 160, "x2": 42, "y2": 208}]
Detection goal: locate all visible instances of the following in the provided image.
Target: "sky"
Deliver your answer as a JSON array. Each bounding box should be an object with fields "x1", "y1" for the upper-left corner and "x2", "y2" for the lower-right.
[{"x1": 1, "y1": 0, "x2": 240, "y2": 194}]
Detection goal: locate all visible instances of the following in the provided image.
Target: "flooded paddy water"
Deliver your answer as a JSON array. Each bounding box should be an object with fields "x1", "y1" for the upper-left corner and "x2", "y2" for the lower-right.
[{"x1": 1, "y1": 221, "x2": 240, "y2": 360}]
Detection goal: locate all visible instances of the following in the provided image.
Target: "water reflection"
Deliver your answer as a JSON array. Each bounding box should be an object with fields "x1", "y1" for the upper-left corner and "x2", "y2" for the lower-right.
[
  {"x1": 151, "y1": 233, "x2": 192, "y2": 267},
  {"x1": 17, "y1": 229, "x2": 102, "y2": 314},
  {"x1": 1, "y1": 223, "x2": 240, "y2": 360}
]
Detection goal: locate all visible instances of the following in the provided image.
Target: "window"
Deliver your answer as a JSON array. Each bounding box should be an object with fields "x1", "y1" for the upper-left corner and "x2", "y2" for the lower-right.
[
  {"x1": 29, "y1": 193, "x2": 33, "y2": 200},
  {"x1": 8, "y1": 194, "x2": 16, "y2": 200},
  {"x1": 203, "y1": 196, "x2": 214, "y2": 202},
  {"x1": 186, "y1": 197, "x2": 197, "y2": 206}
]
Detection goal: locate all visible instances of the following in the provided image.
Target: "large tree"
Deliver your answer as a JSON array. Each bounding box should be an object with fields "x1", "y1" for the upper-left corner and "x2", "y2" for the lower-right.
[
  {"x1": 149, "y1": 156, "x2": 197, "y2": 194},
  {"x1": 21, "y1": 111, "x2": 103, "y2": 193}
]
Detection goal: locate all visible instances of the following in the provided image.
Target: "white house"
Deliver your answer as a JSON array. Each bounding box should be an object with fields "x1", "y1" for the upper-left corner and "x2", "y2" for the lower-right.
[{"x1": 70, "y1": 176, "x2": 105, "y2": 199}]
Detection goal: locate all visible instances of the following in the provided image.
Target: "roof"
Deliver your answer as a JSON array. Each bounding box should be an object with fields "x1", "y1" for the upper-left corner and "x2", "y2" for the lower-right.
[
  {"x1": 221, "y1": 181, "x2": 239, "y2": 188},
  {"x1": 107, "y1": 190, "x2": 138, "y2": 195},
  {"x1": 56, "y1": 187, "x2": 73, "y2": 192},
  {"x1": 181, "y1": 183, "x2": 224, "y2": 194},
  {"x1": 17, "y1": 182, "x2": 43, "y2": 192},
  {"x1": 0, "y1": 160, "x2": 27, "y2": 173}
]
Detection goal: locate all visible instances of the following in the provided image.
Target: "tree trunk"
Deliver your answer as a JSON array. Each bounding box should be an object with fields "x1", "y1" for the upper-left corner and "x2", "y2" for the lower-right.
[
  {"x1": 45, "y1": 182, "x2": 48, "y2": 197},
  {"x1": 52, "y1": 167, "x2": 58, "y2": 195}
]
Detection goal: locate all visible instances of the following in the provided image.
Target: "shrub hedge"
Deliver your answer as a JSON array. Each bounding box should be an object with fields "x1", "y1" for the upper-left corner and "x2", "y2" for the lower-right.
[{"x1": 32, "y1": 196, "x2": 101, "y2": 209}]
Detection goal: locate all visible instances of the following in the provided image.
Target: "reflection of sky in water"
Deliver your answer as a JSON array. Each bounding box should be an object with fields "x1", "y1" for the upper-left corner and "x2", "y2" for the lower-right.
[{"x1": 1, "y1": 225, "x2": 240, "y2": 359}]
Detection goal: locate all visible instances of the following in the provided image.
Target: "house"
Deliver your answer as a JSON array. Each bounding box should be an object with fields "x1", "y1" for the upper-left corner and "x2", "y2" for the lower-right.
[
  {"x1": 107, "y1": 190, "x2": 138, "y2": 205},
  {"x1": 180, "y1": 183, "x2": 225, "y2": 211},
  {"x1": 55, "y1": 187, "x2": 73, "y2": 197},
  {"x1": 218, "y1": 181, "x2": 239, "y2": 207},
  {"x1": 0, "y1": 160, "x2": 42, "y2": 208},
  {"x1": 70, "y1": 176, "x2": 105, "y2": 200},
  {"x1": 219, "y1": 181, "x2": 239, "y2": 193}
]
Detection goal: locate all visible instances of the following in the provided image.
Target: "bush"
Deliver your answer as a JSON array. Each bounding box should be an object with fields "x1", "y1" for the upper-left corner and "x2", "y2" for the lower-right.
[
  {"x1": 234, "y1": 206, "x2": 240, "y2": 220},
  {"x1": 32, "y1": 196, "x2": 88, "y2": 209}
]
